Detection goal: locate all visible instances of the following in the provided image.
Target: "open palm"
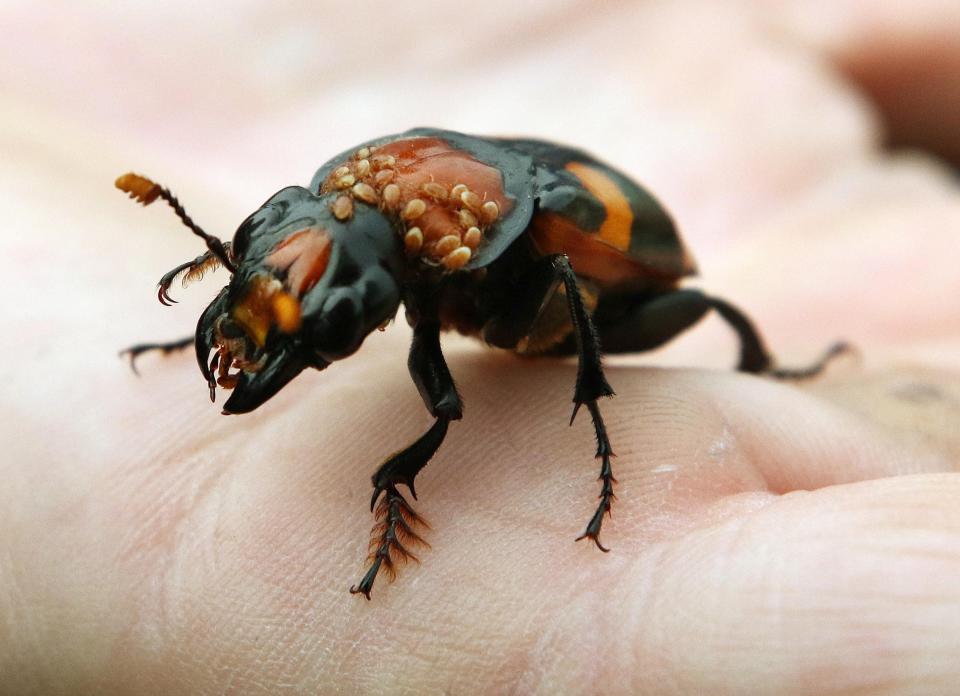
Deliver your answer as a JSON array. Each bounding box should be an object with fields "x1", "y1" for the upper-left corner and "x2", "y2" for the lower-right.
[{"x1": 2, "y1": 2, "x2": 959, "y2": 694}]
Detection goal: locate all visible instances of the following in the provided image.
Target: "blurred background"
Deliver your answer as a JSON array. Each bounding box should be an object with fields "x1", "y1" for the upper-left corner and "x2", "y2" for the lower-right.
[{"x1": 2, "y1": 0, "x2": 958, "y2": 379}]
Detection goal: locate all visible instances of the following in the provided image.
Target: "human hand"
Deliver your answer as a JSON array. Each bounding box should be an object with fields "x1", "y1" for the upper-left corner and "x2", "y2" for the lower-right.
[{"x1": 2, "y1": 1, "x2": 960, "y2": 693}]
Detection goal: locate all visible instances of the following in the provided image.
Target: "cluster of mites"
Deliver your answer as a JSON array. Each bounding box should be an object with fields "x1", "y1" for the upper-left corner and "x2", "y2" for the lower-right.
[{"x1": 324, "y1": 146, "x2": 501, "y2": 271}]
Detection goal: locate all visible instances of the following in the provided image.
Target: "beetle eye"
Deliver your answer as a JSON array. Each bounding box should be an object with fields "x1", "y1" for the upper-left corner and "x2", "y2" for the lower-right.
[
  {"x1": 216, "y1": 316, "x2": 246, "y2": 340},
  {"x1": 232, "y1": 216, "x2": 263, "y2": 259}
]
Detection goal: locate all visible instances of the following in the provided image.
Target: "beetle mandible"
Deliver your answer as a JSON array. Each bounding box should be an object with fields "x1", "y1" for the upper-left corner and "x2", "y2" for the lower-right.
[{"x1": 117, "y1": 128, "x2": 846, "y2": 599}]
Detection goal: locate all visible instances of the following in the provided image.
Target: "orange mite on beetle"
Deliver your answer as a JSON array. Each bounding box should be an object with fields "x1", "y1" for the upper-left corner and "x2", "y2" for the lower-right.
[{"x1": 117, "y1": 128, "x2": 847, "y2": 599}]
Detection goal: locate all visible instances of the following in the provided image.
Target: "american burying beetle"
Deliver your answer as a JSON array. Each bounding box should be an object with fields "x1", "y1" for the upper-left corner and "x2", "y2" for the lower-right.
[{"x1": 117, "y1": 128, "x2": 846, "y2": 599}]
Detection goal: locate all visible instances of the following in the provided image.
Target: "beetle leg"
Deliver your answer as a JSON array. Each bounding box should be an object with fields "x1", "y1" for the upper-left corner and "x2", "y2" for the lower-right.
[
  {"x1": 549, "y1": 255, "x2": 618, "y2": 551},
  {"x1": 766, "y1": 341, "x2": 853, "y2": 379},
  {"x1": 349, "y1": 421, "x2": 445, "y2": 600},
  {"x1": 350, "y1": 485, "x2": 430, "y2": 601},
  {"x1": 573, "y1": 400, "x2": 616, "y2": 552},
  {"x1": 704, "y1": 295, "x2": 774, "y2": 373},
  {"x1": 119, "y1": 336, "x2": 194, "y2": 375},
  {"x1": 351, "y1": 320, "x2": 462, "y2": 598},
  {"x1": 592, "y1": 289, "x2": 850, "y2": 380},
  {"x1": 156, "y1": 245, "x2": 231, "y2": 305},
  {"x1": 707, "y1": 296, "x2": 851, "y2": 379},
  {"x1": 156, "y1": 258, "x2": 195, "y2": 306},
  {"x1": 589, "y1": 289, "x2": 713, "y2": 355}
]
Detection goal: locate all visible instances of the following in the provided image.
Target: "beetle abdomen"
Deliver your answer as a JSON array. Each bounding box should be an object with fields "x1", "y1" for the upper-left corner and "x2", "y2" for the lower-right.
[{"x1": 506, "y1": 139, "x2": 698, "y2": 291}]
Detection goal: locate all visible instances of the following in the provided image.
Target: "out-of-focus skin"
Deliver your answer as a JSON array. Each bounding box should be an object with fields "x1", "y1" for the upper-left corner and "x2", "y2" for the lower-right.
[{"x1": 1, "y1": 1, "x2": 960, "y2": 693}]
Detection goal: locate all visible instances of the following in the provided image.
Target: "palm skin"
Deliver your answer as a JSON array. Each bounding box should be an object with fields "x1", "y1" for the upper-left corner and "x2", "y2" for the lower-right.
[{"x1": 2, "y1": 1, "x2": 960, "y2": 694}]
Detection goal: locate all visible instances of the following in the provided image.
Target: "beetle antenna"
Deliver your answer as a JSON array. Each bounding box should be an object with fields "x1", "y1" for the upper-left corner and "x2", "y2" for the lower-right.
[{"x1": 115, "y1": 173, "x2": 237, "y2": 274}]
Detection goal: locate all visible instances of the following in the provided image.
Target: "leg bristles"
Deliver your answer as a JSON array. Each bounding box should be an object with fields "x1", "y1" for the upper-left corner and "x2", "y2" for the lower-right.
[{"x1": 350, "y1": 486, "x2": 430, "y2": 598}]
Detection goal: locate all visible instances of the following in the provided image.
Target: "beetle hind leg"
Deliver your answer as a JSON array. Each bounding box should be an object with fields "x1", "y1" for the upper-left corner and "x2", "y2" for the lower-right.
[
  {"x1": 765, "y1": 341, "x2": 853, "y2": 380},
  {"x1": 708, "y1": 296, "x2": 851, "y2": 379},
  {"x1": 595, "y1": 289, "x2": 850, "y2": 380}
]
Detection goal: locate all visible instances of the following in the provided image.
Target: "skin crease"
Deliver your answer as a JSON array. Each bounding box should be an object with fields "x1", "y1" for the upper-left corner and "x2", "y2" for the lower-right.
[{"x1": 2, "y1": 1, "x2": 960, "y2": 694}]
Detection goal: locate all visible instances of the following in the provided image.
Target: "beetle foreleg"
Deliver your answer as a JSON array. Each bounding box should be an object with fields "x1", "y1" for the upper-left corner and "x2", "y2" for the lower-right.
[
  {"x1": 156, "y1": 246, "x2": 230, "y2": 305},
  {"x1": 369, "y1": 416, "x2": 451, "y2": 510},
  {"x1": 350, "y1": 416, "x2": 449, "y2": 599},
  {"x1": 351, "y1": 320, "x2": 461, "y2": 597},
  {"x1": 119, "y1": 336, "x2": 194, "y2": 375}
]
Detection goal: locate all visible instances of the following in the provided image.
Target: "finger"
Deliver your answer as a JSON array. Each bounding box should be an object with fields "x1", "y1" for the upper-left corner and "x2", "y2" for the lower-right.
[
  {"x1": 603, "y1": 473, "x2": 960, "y2": 694},
  {"x1": 107, "y1": 427, "x2": 958, "y2": 694},
  {"x1": 807, "y1": 366, "x2": 960, "y2": 462},
  {"x1": 4, "y1": 325, "x2": 956, "y2": 692},
  {"x1": 776, "y1": 0, "x2": 960, "y2": 165},
  {"x1": 218, "y1": 341, "x2": 955, "y2": 544},
  {"x1": 708, "y1": 163, "x2": 960, "y2": 366}
]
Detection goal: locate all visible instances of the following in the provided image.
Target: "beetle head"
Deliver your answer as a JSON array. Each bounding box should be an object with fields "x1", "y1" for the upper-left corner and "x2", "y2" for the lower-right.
[
  {"x1": 118, "y1": 174, "x2": 405, "y2": 414},
  {"x1": 195, "y1": 186, "x2": 405, "y2": 413}
]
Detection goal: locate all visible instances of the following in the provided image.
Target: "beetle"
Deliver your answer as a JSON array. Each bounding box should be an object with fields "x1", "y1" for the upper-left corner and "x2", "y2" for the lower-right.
[{"x1": 117, "y1": 127, "x2": 845, "y2": 599}]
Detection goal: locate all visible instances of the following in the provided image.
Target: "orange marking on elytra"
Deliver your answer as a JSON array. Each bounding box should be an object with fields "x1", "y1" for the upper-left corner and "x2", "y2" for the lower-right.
[
  {"x1": 529, "y1": 212, "x2": 675, "y2": 289},
  {"x1": 565, "y1": 162, "x2": 633, "y2": 252}
]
